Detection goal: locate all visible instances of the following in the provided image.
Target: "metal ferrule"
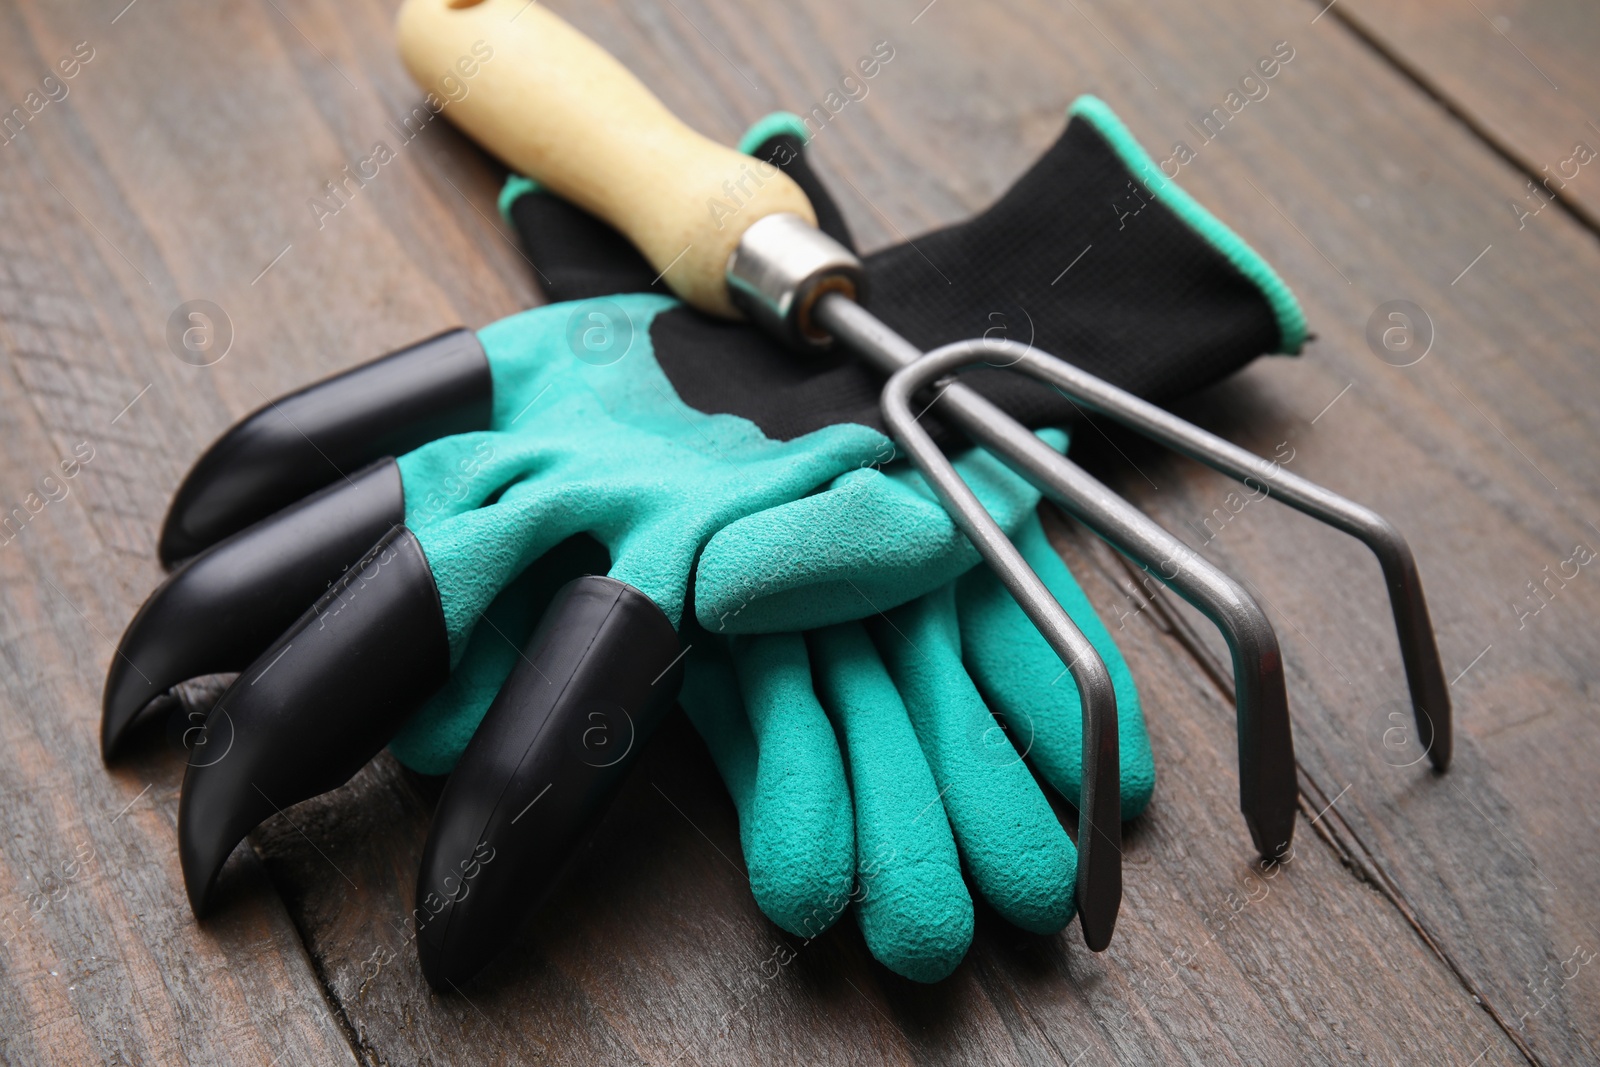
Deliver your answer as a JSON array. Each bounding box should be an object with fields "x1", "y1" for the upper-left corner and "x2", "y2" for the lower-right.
[{"x1": 725, "y1": 213, "x2": 866, "y2": 349}]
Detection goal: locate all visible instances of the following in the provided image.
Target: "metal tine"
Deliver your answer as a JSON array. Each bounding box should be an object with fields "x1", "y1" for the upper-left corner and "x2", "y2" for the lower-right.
[
  {"x1": 821, "y1": 296, "x2": 1299, "y2": 860},
  {"x1": 879, "y1": 363, "x2": 1122, "y2": 954},
  {"x1": 973, "y1": 336, "x2": 1452, "y2": 772}
]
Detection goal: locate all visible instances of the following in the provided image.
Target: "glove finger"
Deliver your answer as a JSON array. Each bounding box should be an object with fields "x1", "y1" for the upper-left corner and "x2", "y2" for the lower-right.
[
  {"x1": 178, "y1": 527, "x2": 450, "y2": 915},
  {"x1": 679, "y1": 640, "x2": 759, "y2": 807},
  {"x1": 158, "y1": 329, "x2": 490, "y2": 566},
  {"x1": 695, "y1": 430, "x2": 1066, "y2": 635},
  {"x1": 871, "y1": 585, "x2": 1078, "y2": 935},
  {"x1": 958, "y1": 509, "x2": 1155, "y2": 817},
  {"x1": 413, "y1": 574, "x2": 682, "y2": 988},
  {"x1": 723, "y1": 632, "x2": 855, "y2": 938},
  {"x1": 809, "y1": 622, "x2": 972, "y2": 983},
  {"x1": 389, "y1": 533, "x2": 612, "y2": 775},
  {"x1": 103, "y1": 459, "x2": 404, "y2": 759}
]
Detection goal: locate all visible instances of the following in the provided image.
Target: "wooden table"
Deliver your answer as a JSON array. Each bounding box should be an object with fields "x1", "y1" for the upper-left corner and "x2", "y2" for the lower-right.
[{"x1": 1, "y1": 0, "x2": 1596, "y2": 1062}]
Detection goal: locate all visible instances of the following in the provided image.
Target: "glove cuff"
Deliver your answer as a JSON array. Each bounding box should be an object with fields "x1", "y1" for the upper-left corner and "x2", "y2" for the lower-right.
[{"x1": 1067, "y1": 95, "x2": 1306, "y2": 354}]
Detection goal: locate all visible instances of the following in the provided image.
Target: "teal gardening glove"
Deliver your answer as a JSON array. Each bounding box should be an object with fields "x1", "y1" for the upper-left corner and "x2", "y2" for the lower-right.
[{"x1": 682, "y1": 501, "x2": 1152, "y2": 982}]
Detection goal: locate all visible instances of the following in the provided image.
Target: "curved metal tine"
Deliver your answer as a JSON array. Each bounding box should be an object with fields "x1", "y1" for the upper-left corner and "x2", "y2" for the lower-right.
[
  {"x1": 881, "y1": 359, "x2": 1122, "y2": 954},
  {"x1": 818, "y1": 296, "x2": 1298, "y2": 860},
  {"x1": 990, "y1": 340, "x2": 1451, "y2": 772}
]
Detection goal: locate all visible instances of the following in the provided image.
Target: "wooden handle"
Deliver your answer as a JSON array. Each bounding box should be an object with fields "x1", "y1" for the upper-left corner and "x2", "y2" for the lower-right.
[{"x1": 396, "y1": 0, "x2": 816, "y2": 318}]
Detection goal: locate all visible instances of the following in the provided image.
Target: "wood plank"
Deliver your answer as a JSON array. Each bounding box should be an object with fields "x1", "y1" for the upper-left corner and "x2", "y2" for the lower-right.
[
  {"x1": 1328, "y1": 0, "x2": 1600, "y2": 230},
  {"x1": 0, "y1": 0, "x2": 504, "y2": 1059},
  {"x1": 0, "y1": 72, "x2": 360, "y2": 1067}
]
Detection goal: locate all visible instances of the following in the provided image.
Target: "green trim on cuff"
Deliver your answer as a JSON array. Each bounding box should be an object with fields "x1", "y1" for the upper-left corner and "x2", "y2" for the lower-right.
[
  {"x1": 1068, "y1": 95, "x2": 1308, "y2": 355},
  {"x1": 737, "y1": 111, "x2": 811, "y2": 156},
  {"x1": 497, "y1": 174, "x2": 543, "y2": 227}
]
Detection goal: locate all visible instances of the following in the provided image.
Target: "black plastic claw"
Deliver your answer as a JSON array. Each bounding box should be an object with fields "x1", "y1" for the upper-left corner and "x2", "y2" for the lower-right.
[
  {"x1": 178, "y1": 525, "x2": 450, "y2": 915},
  {"x1": 158, "y1": 328, "x2": 491, "y2": 567},
  {"x1": 103, "y1": 459, "x2": 406, "y2": 761},
  {"x1": 413, "y1": 576, "x2": 682, "y2": 989}
]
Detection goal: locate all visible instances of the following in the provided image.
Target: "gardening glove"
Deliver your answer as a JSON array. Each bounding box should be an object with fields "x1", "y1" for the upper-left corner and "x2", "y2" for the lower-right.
[
  {"x1": 158, "y1": 287, "x2": 906, "y2": 910},
  {"x1": 682, "y1": 506, "x2": 1152, "y2": 983}
]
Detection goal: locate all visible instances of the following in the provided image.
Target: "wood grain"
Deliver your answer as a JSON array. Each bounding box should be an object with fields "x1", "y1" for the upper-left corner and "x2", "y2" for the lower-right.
[
  {"x1": 0, "y1": 7, "x2": 361, "y2": 1057},
  {"x1": 0, "y1": 0, "x2": 1595, "y2": 1062},
  {"x1": 1008, "y1": 0, "x2": 1600, "y2": 1058},
  {"x1": 1330, "y1": 0, "x2": 1600, "y2": 230},
  {"x1": 0, "y1": 0, "x2": 522, "y2": 1060}
]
